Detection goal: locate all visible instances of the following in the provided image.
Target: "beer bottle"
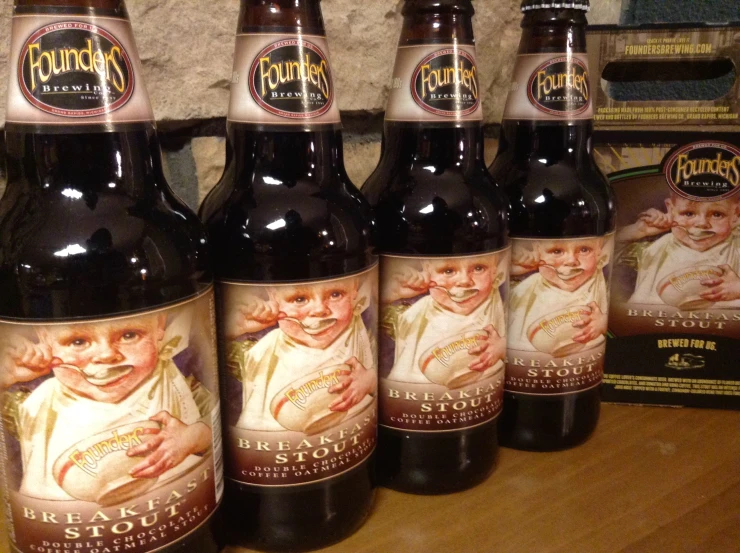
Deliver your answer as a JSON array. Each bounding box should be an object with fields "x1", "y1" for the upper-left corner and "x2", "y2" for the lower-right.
[
  {"x1": 489, "y1": 0, "x2": 616, "y2": 451},
  {"x1": 200, "y1": 0, "x2": 377, "y2": 549},
  {"x1": 0, "y1": 2, "x2": 223, "y2": 553},
  {"x1": 363, "y1": 0, "x2": 509, "y2": 494}
]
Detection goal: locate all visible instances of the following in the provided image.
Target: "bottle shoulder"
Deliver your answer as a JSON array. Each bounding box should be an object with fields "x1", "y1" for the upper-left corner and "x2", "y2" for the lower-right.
[
  {"x1": 200, "y1": 173, "x2": 376, "y2": 282},
  {"x1": 363, "y1": 162, "x2": 509, "y2": 256},
  {"x1": 0, "y1": 186, "x2": 211, "y2": 318},
  {"x1": 491, "y1": 154, "x2": 616, "y2": 237}
]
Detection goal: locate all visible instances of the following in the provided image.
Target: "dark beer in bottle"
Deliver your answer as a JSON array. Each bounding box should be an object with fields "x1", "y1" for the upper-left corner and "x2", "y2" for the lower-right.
[
  {"x1": 363, "y1": 0, "x2": 509, "y2": 494},
  {"x1": 489, "y1": 0, "x2": 616, "y2": 451},
  {"x1": 0, "y1": 2, "x2": 224, "y2": 553},
  {"x1": 200, "y1": 0, "x2": 377, "y2": 549}
]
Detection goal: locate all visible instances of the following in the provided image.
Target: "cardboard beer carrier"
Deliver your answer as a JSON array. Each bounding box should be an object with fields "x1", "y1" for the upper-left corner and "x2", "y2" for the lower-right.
[{"x1": 588, "y1": 23, "x2": 740, "y2": 409}]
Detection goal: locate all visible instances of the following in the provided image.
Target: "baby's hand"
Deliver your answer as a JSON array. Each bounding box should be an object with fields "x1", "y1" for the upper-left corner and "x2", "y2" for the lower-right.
[
  {"x1": 618, "y1": 208, "x2": 672, "y2": 242},
  {"x1": 511, "y1": 248, "x2": 542, "y2": 276},
  {"x1": 468, "y1": 325, "x2": 506, "y2": 373},
  {"x1": 382, "y1": 266, "x2": 432, "y2": 303},
  {"x1": 0, "y1": 337, "x2": 54, "y2": 389},
  {"x1": 328, "y1": 357, "x2": 377, "y2": 412},
  {"x1": 700, "y1": 265, "x2": 740, "y2": 303},
  {"x1": 572, "y1": 302, "x2": 608, "y2": 344},
  {"x1": 226, "y1": 297, "x2": 281, "y2": 338},
  {"x1": 640, "y1": 208, "x2": 672, "y2": 230},
  {"x1": 127, "y1": 411, "x2": 212, "y2": 480}
]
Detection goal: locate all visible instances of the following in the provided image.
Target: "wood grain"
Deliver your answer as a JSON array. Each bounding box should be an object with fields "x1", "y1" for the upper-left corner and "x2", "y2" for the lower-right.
[{"x1": 2, "y1": 404, "x2": 739, "y2": 553}]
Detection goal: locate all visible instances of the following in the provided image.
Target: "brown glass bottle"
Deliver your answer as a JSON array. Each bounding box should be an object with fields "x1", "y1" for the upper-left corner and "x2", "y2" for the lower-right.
[
  {"x1": 363, "y1": 0, "x2": 509, "y2": 494},
  {"x1": 489, "y1": 0, "x2": 616, "y2": 451},
  {"x1": 0, "y1": 2, "x2": 223, "y2": 553},
  {"x1": 199, "y1": 1, "x2": 376, "y2": 550}
]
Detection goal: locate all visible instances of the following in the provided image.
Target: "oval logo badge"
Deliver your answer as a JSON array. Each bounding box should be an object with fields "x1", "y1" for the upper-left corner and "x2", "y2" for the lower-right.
[
  {"x1": 249, "y1": 39, "x2": 334, "y2": 119},
  {"x1": 411, "y1": 49, "x2": 479, "y2": 117},
  {"x1": 527, "y1": 57, "x2": 590, "y2": 116},
  {"x1": 19, "y1": 22, "x2": 135, "y2": 118},
  {"x1": 664, "y1": 142, "x2": 740, "y2": 201}
]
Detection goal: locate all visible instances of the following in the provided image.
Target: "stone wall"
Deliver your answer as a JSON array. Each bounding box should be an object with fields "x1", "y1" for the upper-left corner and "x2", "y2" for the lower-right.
[{"x1": 0, "y1": 0, "x2": 623, "y2": 206}]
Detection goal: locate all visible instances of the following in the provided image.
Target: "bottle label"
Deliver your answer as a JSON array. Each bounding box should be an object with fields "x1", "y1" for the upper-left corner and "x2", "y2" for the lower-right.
[
  {"x1": 507, "y1": 235, "x2": 615, "y2": 395},
  {"x1": 385, "y1": 43, "x2": 483, "y2": 123},
  {"x1": 6, "y1": 13, "x2": 155, "y2": 127},
  {"x1": 378, "y1": 252, "x2": 509, "y2": 432},
  {"x1": 219, "y1": 267, "x2": 378, "y2": 487},
  {"x1": 503, "y1": 53, "x2": 593, "y2": 121},
  {"x1": 0, "y1": 290, "x2": 223, "y2": 553},
  {"x1": 228, "y1": 33, "x2": 342, "y2": 127}
]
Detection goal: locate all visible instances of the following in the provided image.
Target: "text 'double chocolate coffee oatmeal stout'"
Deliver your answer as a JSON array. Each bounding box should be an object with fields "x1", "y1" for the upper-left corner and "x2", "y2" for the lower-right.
[
  {"x1": 490, "y1": 0, "x2": 617, "y2": 451},
  {"x1": 0, "y1": 1, "x2": 224, "y2": 553},
  {"x1": 199, "y1": 0, "x2": 377, "y2": 549},
  {"x1": 363, "y1": 0, "x2": 509, "y2": 494}
]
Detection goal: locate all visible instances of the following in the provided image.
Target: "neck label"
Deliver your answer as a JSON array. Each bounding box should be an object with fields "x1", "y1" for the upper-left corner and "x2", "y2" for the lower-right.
[
  {"x1": 6, "y1": 13, "x2": 154, "y2": 127},
  {"x1": 504, "y1": 53, "x2": 593, "y2": 121},
  {"x1": 229, "y1": 33, "x2": 342, "y2": 127},
  {"x1": 386, "y1": 43, "x2": 483, "y2": 123}
]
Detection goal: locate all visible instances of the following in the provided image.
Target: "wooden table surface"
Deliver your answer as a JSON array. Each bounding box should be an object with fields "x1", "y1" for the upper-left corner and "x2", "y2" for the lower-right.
[{"x1": 2, "y1": 404, "x2": 739, "y2": 553}]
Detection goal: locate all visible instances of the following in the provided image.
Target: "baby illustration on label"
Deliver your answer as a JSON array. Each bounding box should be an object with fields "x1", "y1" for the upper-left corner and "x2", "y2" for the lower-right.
[
  {"x1": 0, "y1": 308, "x2": 215, "y2": 503},
  {"x1": 508, "y1": 238, "x2": 611, "y2": 355},
  {"x1": 381, "y1": 254, "x2": 507, "y2": 385},
  {"x1": 617, "y1": 193, "x2": 740, "y2": 308},
  {"x1": 226, "y1": 276, "x2": 377, "y2": 433}
]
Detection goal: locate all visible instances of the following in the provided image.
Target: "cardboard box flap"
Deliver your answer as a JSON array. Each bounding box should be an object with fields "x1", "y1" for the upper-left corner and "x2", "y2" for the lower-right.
[{"x1": 587, "y1": 24, "x2": 740, "y2": 130}]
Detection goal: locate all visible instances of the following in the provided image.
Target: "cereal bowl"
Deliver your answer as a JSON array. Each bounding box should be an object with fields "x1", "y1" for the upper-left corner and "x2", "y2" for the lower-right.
[
  {"x1": 271, "y1": 365, "x2": 352, "y2": 435},
  {"x1": 657, "y1": 265, "x2": 723, "y2": 311},
  {"x1": 53, "y1": 420, "x2": 161, "y2": 507},
  {"x1": 527, "y1": 305, "x2": 605, "y2": 358},
  {"x1": 419, "y1": 330, "x2": 503, "y2": 389}
]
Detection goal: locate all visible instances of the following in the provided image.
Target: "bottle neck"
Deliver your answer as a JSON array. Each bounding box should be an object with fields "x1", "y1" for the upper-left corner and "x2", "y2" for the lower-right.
[
  {"x1": 519, "y1": 9, "x2": 588, "y2": 54},
  {"x1": 380, "y1": 4, "x2": 482, "y2": 169},
  {"x1": 225, "y1": 124, "x2": 349, "y2": 187},
  {"x1": 4, "y1": 126, "x2": 164, "y2": 196},
  {"x1": 238, "y1": 0, "x2": 324, "y2": 33},
  {"x1": 225, "y1": 2, "x2": 347, "y2": 186},
  {"x1": 498, "y1": 120, "x2": 592, "y2": 162},
  {"x1": 499, "y1": 9, "x2": 592, "y2": 161},
  {"x1": 381, "y1": 123, "x2": 485, "y2": 170}
]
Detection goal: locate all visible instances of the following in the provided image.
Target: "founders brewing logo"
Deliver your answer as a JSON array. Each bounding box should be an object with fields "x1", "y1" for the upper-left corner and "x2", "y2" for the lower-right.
[
  {"x1": 411, "y1": 49, "x2": 479, "y2": 117},
  {"x1": 19, "y1": 21, "x2": 134, "y2": 118},
  {"x1": 664, "y1": 142, "x2": 740, "y2": 201},
  {"x1": 249, "y1": 39, "x2": 334, "y2": 119},
  {"x1": 527, "y1": 57, "x2": 590, "y2": 116}
]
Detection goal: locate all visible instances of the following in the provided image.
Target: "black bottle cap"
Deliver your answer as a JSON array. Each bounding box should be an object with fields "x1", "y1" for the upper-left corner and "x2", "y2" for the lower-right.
[{"x1": 521, "y1": 0, "x2": 590, "y2": 12}]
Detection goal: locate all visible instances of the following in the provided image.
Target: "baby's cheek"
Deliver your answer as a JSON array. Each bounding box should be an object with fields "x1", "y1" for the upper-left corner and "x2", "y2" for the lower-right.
[
  {"x1": 53, "y1": 369, "x2": 87, "y2": 394},
  {"x1": 125, "y1": 342, "x2": 159, "y2": 366},
  {"x1": 710, "y1": 219, "x2": 731, "y2": 233},
  {"x1": 277, "y1": 322, "x2": 305, "y2": 341}
]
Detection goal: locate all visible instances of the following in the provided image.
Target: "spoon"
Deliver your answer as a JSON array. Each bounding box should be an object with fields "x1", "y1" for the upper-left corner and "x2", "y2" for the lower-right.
[
  {"x1": 681, "y1": 227, "x2": 716, "y2": 241},
  {"x1": 54, "y1": 362, "x2": 134, "y2": 386},
  {"x1": 281, "y1": 317, "x2": 338, "y2": 336},
  {"x1": 539, "y1": 263, "x2": 585, "y2": 281},
  {"x1": 432, "y1": 286, "x2": 479, "y2": 303}
]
